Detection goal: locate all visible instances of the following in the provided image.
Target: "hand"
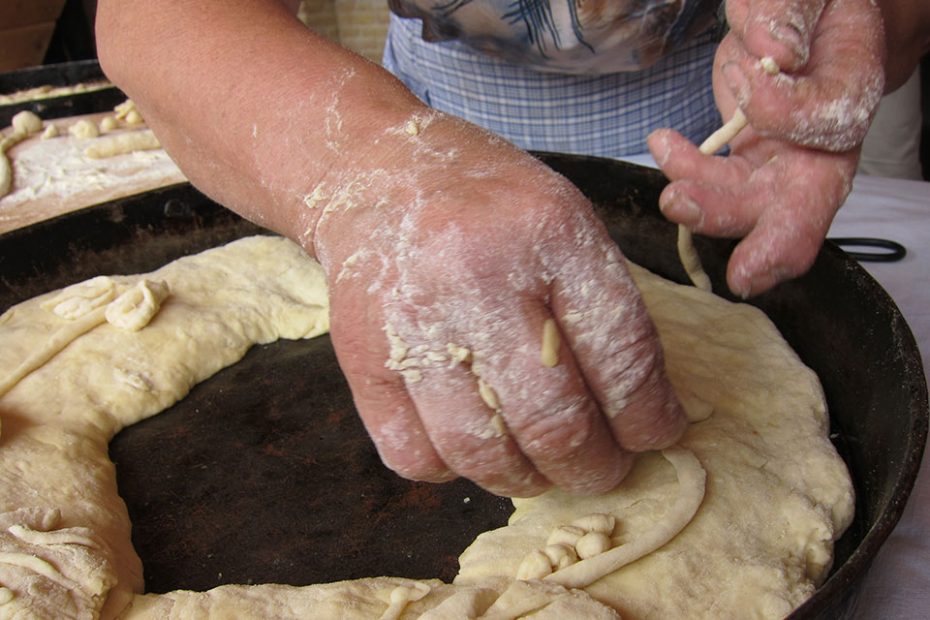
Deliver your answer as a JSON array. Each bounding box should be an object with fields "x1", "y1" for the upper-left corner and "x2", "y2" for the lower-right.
[
  {"x1": 648, "y1": 0, "x2": 884, "y2": 297},
  {"x1": 309, "y1": 113, "x2": 686, "y2": 497},
  {"x1": 94, "y1": 0, "x2": 686, "y2": 498}
]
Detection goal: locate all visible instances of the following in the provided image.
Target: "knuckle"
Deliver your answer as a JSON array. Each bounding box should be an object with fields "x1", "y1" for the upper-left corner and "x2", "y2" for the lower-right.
[
  {"x1": 615, "y1": 392, "x2": 687, "y2": 452},
  {"x1": 378, "y1": 439, "x2": 453, "y2": 483},
  {"x1": 421, "y1": 413, "x2": 550, "y2": 493},
  {"x1": 508, "y1": 394, "x2": 599, "y2": 460},
  {"x1": 596, "y1": 333, "x2": 665, "y2": 414}
]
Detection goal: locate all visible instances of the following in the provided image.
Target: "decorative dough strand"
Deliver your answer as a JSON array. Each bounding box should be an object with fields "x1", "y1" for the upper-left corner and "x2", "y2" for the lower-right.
[
  {"x1": 543, "y1": 447, "x2": 707, "y2": 589},
  {"x1": 84, "y1": 130, "x2": 161, "y2": 159},
  {"x1": 675, "y1": 109, "x2": 748, "y2": 293},
  {"x1": 0, "y1": 279, "x2": 169, "y2": 400},
  {"x1": 675, "y1": 57, "x2": 780, "y2": 292},
  {"x1": 0, "y1": 306, "x2": 107, "y2": 399}
]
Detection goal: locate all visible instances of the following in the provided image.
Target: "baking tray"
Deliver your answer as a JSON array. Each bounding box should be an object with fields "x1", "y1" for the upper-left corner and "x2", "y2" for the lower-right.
[
  {"x1": 0, "y1": 59, "x2": 125, "y2": 128},
  {"x1": 0, "y1": 153, "x2": 925, "y2": 618}
]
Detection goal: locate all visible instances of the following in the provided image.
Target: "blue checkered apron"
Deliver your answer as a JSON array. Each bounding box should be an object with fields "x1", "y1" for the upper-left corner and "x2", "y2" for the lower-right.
[{"x1": 383, "y1": 13, "x2": 722, "y2": 157}]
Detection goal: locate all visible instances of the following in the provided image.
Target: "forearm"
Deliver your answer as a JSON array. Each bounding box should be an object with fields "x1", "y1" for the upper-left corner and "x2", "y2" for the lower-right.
[
  {"x1": 877, "y1": 0, "x2": 930, "y2": 92},
  {"x1": 95, "y1": 0, "x2": 427, "y2": 251}
]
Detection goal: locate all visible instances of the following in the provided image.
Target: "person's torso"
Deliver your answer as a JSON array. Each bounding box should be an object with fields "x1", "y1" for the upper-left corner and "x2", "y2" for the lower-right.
[{"x1": 388, "y1": 0, "x2": 721, "y2": 74}]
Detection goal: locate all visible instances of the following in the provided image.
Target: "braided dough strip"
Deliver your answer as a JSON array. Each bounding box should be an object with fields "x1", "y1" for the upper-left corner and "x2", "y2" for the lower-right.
[{"x1": 543, "y1": 447, "x2": 706, "y2": 589}]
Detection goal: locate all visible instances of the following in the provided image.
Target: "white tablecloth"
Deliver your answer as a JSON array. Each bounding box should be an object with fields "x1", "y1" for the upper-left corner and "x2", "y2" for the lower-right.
[
  {"x1": 831, "y1": 175, "x2": 930, "y2": 619},
  {"x1": 620, "y1": 156, "x2": 930, "y2": 618}
]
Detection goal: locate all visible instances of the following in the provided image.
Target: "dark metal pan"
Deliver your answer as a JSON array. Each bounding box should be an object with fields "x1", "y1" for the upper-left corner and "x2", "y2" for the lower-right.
[
  {"x1": 0, "y1": 59, "x2": 125, "y2": 127},
  {"x1": 0, "y1": 153, "x2": 925, "y2": 618}
]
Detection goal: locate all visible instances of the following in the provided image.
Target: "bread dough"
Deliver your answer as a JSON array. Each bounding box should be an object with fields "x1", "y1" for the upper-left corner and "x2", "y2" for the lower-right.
[
  {"x1": 69, "y1": 119, "x2": 101, "y2": 140},
  {"x1": 84, "y1": 130, "x2": 162, "y2": 160},
  {"x1": 1, "y1": 112, "x2": 45, "y2": 198},
  {"x1": 0, "y1": 236, "x2": 853, "y2": 619},
  {"x1": 0, "y1": 81, "x2": 112, "y2": 106},
  {"x1": 0, "y1": 112, "x2": 185, "y2": 234},
  {"x1": 456, "y1": 262, "x2": 854, "y2": 618},
  {"x1": 11, "y1": 111, "x2": 43, "y2": 136},
  {"x1": 0, "y1": 237, "x2": 330, "y2": 619}
]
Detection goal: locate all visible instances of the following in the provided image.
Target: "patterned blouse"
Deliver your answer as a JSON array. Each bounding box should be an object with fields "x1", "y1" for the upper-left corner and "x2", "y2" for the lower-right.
[{"x1": 387, "y1": 0, "x2": 722, "y2": 74}]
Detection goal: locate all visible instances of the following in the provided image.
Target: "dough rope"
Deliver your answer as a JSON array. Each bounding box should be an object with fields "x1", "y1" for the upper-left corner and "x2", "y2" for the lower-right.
[
  {"x1": 675, "y1": 57, "x2": 780, "y2": 291},
  {"x1": 0, "y1": 306, "x2": 107, "y2": 399},
  {"x1": 84, "y1": 130, "x2": 161, "y2": 160},
  {"x1": 542, "y1": 448, "x2": 706, "y2": 589},
  {"x1": 0, "y1": 279, "x2": 169, "y2": 399},
  {"x1": 1, "y1": 111, "x2": 45, "y2": 198},
  {"x1": 674, "y1": 109, "x2": 748, "y2": 293}
]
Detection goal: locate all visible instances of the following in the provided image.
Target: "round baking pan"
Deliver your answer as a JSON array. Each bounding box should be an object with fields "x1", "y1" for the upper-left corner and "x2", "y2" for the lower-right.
[
  {"x1": 0, "y1": 59, "x2": 125, "y2": 128},
  {"x1": 0, "y1": 153, "x2": 925, "y2": 618}
]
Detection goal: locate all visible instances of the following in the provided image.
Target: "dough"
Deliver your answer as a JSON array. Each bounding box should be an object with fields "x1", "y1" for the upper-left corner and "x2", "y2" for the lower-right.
[
  {"x1": 84, "y1": 130, "x2": 162, "y2": 160},
  {"x1": 0, "y1": 112, "x2": 185, "y2": 234},
  {"x1": 0, "y1": 237, "x2": 330, "y2": 619},
  {"x1": 456, "y1": 262, "x2": 854, "y2": 618},
  {"x1": 0, "y1": 81, "x2": 112, "y2": 106},
  {"x1": 69, "y1": 119, "x2": 100, "y2": 140},
  {"x1": 1, "y1": 112, "x2": 45, "y2": 198},
  {"x1": 11, "y1": 111, "x2": 43, "y2": 136},
  {"x1": 0, "y1": 236, "x2": 853, "y2": 619}
]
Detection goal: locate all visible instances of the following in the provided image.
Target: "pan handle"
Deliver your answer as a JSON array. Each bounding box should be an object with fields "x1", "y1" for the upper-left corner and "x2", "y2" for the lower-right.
[{"x1": 828, "y1": 237, "x2": 907, "y2": 263}]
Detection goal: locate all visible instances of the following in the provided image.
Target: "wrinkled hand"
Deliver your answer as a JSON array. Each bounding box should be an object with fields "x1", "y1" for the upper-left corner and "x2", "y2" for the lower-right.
[
  {"x1": 308, "y1": 113, "x2": 686, "y2": 497},
  {"x1": 648, "y1": 0, "x2": 884, "y2": 297}
]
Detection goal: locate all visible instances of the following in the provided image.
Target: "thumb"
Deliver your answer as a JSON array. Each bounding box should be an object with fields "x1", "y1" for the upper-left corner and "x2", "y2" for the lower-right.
[{"x1": 724, "y1": 0, "x2": 828, "y2": 71}]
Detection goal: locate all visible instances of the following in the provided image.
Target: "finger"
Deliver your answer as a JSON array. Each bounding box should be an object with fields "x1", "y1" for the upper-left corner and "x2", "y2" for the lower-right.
[
  {"x1": 725, "y1": 0, "x2": 828, "y2": 70},
  {"x1": 726, "y1": 201, "x2": 827, "y2": 297},
  {"x1": 648, "y1": 129, "x2": 750, "y2": 182},
  {"x1": 658, "y1": 179, "x2": 762, "y2": 239},
  {"x1": 548, "y1": 230, "x2": 687, "y2": 452},
  {"x1": 724, "y1": 151, "x2": 854, "y2": 296},
  {"x1": 649, "y1": 129, "x2": 764, "y2": 235},
  {"x1": 405, "y1": 356, "x2": 554, "y2": 497},
  {"x1": 648, "y1": 129, "x2": 754, "y2": 229},
  {"x1": 451, "y1": 299, "x2": 634, "y2": 496},
  {"x1": 719, "y1": 0, "x2": 884, "y2": 151},
  {"x1": 328, "y1": 298, "x2": 455, "y2": 484}
]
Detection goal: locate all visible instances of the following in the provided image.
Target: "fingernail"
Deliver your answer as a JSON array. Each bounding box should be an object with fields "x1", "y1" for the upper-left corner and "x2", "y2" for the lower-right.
[
  {"x1": 728, "y1": 268, "x2": 752, "y2": 299},
  {"x1": 735, "y1": 283, "x2": 751, "y2": 300},
  {"x1": 772, "y1": 24, "x2": 808, "y2": 64},
  {"x1": 649, "y1": 132, "x2": 672, "y2": 166},
  {"x1": 722, "y1": 62, "x2": 750, "y2": 109},
  {"x1": 661, "y1": 193, "x2": 703, "y2": 226}
]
